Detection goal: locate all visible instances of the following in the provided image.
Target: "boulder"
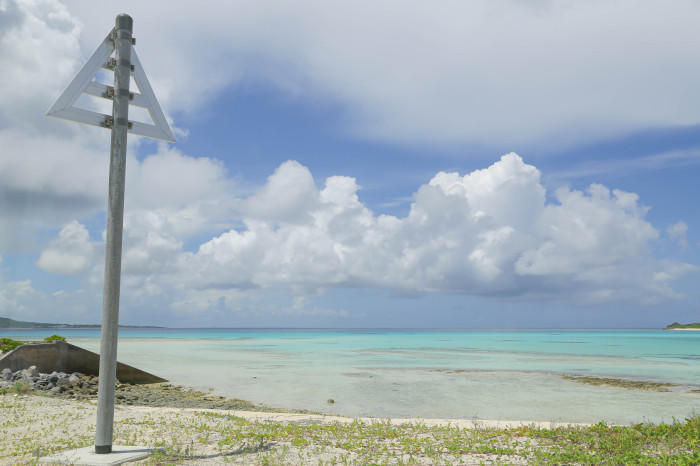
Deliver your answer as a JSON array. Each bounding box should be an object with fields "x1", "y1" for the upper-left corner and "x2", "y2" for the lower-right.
[
  {"x1": 49, "y1": 386, "x2": 62, "y2": 395},
  {"x1": 56, "y1": 376, "x2": 71, "y2": 387}
]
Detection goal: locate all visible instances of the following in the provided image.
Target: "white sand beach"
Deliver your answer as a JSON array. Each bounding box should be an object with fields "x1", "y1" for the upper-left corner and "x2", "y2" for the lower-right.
[{"x1": 0, "y1": 394, "x2": 587, "y2": 465}]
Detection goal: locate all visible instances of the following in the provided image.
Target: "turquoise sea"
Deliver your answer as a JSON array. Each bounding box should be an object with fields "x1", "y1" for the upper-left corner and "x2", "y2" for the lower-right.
[{"x1": 3, "y1": 328, "x2": 699, "y2": 424}]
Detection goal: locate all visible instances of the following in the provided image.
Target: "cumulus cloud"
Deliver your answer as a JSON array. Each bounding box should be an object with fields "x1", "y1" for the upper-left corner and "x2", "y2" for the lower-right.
[
  {"x1": 0, "y1": 0, "x2": 82, "y2": 131},
  {"x1": 0, "y1": 0, "x2": 102, "y2": 252},
  {"x1": 0, "y1": 132, "x2": 231, "y2": 254},
  {"x1": 0, "y1": 278, "x2": 99, "y2": 323},
  {"x1": 62, "y1": 0, "x2": 700, "y2": 149},
  {"x1": 2, "y1": 0, "x2": 698, "y2": 322},
  {"x1": 126, "y1": 146, "x2": 231, "y2": 212},
  {"x1": 158, "y1": 153, "x2": 695, "y2": 308},
  {"x1": 244, "y1": 161, "x2": 319, "y2": 224},
  {"x1": 37, "y1": 220, "x2": 94, "y2": 274},
  {"x1": 5, "y1": 152, "x2": 697, "y2": 317},
  {"x1": 666, "y1": 221, "x2": 688, "y2": 249}
]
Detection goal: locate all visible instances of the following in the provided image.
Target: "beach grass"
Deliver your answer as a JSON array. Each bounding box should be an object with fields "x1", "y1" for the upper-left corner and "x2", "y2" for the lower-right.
[{"x1": 1, "y1": 394, "x2": 698, "y2": 464}]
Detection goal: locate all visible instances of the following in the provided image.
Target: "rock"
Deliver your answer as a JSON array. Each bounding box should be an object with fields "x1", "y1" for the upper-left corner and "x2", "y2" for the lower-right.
[
  {"x1": 1, "y1": 368, "x2": 11, "y2": 381},
  {"x1": 19, "y1": 366, "x2": 38, "y2": 382},
  {"x1": 49, "y1": 386, "x2": 62, "y2": 395},
  {"x1": 68, "y1": 374, "x2": 81, "y2": 386},
  {"x1": 56, "y1": 377, "x2": 71, "y2": 387}
]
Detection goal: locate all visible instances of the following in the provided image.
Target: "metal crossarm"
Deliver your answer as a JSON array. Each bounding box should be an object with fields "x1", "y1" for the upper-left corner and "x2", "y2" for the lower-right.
[{"x1": 46, "y1": 27, "x2": 175, "y2": 142}]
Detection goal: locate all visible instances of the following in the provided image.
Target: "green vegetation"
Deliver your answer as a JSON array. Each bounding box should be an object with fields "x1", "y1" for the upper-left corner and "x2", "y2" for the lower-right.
[
  {"x1": 0, "y1": 335, "x2": 67, "y2": 352},
  {"x1": 12, "y1": 381, "x2": 30, "y2": 395},
  {"x1": 1, "y1": 394, "x2": 698, "y2": 464},
  {"x1": 0, "y1": 316, "x2": 57, "y2": 328},
  {"x1": 0, "y1": 316, "x2": 163, "y2": 329},
  {"x1": 137, "y1": 414, "x2": 700, "y2": 465},
  {"x1": 0, "y1": 337, "x2": 24, "y2": 352},
  {"x1": 665, "y1": 322, "x2": 700, "y2": 329},
  {"x1": 43, "y1": 334, "x2": 66, "y2": 342}
]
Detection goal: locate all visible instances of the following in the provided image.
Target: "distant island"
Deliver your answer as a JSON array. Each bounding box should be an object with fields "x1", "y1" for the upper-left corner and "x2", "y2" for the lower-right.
[
  {"x1": 0, "y1": 316, "x2": 162, "y2": 329},
  {"x1": 664, "y1": 322, "x2": 700, "y2": 330}
]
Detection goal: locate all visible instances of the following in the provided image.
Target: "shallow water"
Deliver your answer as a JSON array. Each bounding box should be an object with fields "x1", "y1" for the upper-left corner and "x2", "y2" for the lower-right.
[{"x1": 3, "y1": 328, "x2": 699, "y2": 424}]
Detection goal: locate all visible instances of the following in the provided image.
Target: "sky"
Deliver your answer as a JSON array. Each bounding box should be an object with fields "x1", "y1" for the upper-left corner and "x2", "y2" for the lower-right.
[{"x1": 0, "y1": 0, "x2": 698, "y2": 328}]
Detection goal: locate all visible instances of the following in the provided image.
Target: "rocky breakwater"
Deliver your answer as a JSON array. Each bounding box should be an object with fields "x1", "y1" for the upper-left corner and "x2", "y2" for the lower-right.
[
  {"x1": 1, "y1": 365, "x2": 98, "y2": 399},
  {"x1": 1, "y1": 365, "x2": 296, "y2": 412}
]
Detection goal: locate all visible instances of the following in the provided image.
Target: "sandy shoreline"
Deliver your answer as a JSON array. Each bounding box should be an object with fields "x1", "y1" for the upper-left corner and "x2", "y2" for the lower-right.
[
  {"x1": 2, "y1": 393, "x2": 697, "y2": 465},
  {"x1": 0, "y1": 394, "x2": 584, "y2": 465},
  {"x1": 127, "y1": 404, "x2": 593, "y2": 430}
]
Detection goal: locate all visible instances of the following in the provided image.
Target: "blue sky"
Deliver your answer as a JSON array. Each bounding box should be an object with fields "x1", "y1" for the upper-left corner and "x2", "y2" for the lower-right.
[{"x1": 0, "y1": 0, "x2": 698, "y2": 328}]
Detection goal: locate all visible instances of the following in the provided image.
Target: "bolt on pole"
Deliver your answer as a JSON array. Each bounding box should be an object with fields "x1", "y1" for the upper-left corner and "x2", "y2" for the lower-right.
[{"x1": 95, "y1": 13, "x2": 133, "y2": 455}]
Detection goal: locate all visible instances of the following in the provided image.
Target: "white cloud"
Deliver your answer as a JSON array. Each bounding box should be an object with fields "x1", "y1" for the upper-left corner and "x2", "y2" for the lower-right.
[
  {"x1": 62, "y1": 0, "x2": 700, "y2": 149},
  {"x1": 0, "y1": 0, "x2": 82, "y2": 131},
  {"x1": 160, "y1": 153, "x2": 695, "y2": 309},
  {"x1": 37, "y1": 220, "x2": 93, "y2": 274},
  {"x1": 125, "y1": 146, "x2": 231, "y2": 212},
  {"x1": 0, "y1": 0, "x2": 104, "y2": 252},
  {"x1": 667, "y1": 221, "x2": 688, "y2": 249},
  {"x1": 546, "y1": 149, "x2": 700, "y2": 183},
  {"x1": 0, "y1": 278, "x2": 97, "y2": 323},
  {"x1": 0, "y1": 131, "x2": 231, "y2": 254},
  {"x1": 1, "y1": 0, "x2": 698, "y2": 322},
  {"x1": 244, "y1": 161, "x2": 319, "y2": 224},
  {"x1": 3, "y1": 151, "x2": 696, "y2": 317}
]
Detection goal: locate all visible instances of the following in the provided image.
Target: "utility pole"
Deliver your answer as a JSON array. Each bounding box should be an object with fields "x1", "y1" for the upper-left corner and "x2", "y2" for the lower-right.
[
  {"x1": 46, "y1": 13, "x2": 174, "y2": 460},
  {"x1": 94, "y1": 13, "x2": 132, "y2": 453}
]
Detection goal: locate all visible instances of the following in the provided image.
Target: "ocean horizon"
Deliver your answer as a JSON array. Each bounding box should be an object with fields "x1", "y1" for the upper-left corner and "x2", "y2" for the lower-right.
[{"x1": 3, "y1": 327, "x2": 698, "y2": 425}]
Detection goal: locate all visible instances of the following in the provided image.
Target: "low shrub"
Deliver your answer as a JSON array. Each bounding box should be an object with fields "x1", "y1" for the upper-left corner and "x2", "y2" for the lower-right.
[
  {"x1": 13, "y1": 380, "x2": 30, "y2": 394},
  {"x1": 43, "y1": 334, "x2": 66, "y2": 342},
  {"x1": 0, "y1": 337, "x2": 24, "y2": 352}
]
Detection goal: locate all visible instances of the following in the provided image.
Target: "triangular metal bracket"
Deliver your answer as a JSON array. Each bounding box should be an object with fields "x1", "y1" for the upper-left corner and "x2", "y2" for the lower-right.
[{"x1": 47, "y1": 29, "x2": 175, "y2": 142}]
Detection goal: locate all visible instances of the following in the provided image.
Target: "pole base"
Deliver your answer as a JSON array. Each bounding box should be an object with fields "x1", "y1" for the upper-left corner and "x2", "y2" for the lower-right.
[
  {"x1": 39, "y1": 445, "x2": 152, "y2": 465},
  {"x1": 95, "y1": 445, "x2": 112, "y2": 454}
]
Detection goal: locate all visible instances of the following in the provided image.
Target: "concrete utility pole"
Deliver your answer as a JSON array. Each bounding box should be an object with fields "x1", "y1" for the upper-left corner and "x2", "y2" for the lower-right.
[
  {"x1": 94, "y1": 13, "x2": 132, "y2": 454},
  {"x1": 46, "y1": 13, "x2": 174, "y2": 461}
]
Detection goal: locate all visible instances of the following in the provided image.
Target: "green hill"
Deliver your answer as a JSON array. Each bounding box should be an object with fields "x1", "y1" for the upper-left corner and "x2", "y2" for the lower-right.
[
  {"x1": 664, "y1": 322, "x2": 700, "y2": 330},
  {"x1": 0, "y1": 316, "x2": 161, "y2": 329}
]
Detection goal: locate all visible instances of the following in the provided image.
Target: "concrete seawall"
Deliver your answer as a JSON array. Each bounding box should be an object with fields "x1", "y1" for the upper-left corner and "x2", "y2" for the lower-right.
[{"x1": 0, "y1": 341, "x2": 166, "y2": 384}]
